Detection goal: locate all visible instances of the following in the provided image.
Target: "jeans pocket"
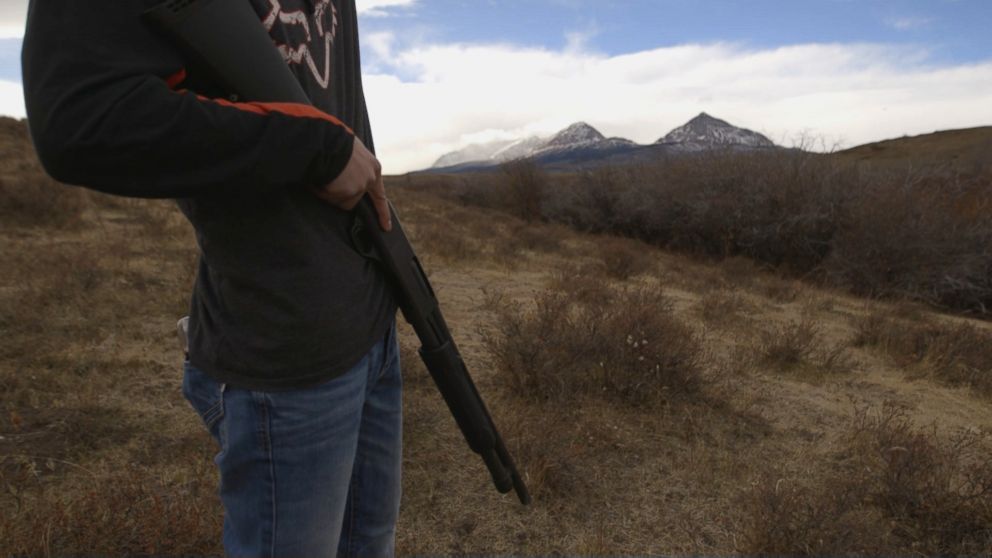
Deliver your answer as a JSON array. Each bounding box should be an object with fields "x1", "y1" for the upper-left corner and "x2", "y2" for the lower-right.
[{"x1": 182, "y1": 361, "x2": 227, "y2": 443}]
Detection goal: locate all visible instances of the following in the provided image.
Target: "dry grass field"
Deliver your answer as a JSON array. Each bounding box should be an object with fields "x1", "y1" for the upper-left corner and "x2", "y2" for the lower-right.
[{"x1": 2, "y1": 117, "x2": 992, "y2": 555}]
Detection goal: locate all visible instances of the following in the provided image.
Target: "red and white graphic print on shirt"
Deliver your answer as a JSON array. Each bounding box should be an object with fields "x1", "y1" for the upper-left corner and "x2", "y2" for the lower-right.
[{"x1": 261, "y1": 0, "x2": 338, "y2": 89}]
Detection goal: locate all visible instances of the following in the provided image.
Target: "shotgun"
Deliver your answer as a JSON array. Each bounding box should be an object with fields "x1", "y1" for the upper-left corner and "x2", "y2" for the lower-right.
[{"x1": 144, "y1": 0, "x2": 530, "y2": 505}]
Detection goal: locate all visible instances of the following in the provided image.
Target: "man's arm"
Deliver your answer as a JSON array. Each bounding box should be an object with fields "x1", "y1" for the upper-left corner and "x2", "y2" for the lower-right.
[{"x1": 21, "y1": 0, "x2": 356, "y2": 200}]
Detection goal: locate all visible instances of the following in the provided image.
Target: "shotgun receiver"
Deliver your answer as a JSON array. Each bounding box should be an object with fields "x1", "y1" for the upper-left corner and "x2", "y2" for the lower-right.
[{"x1": 144, "y1": 0, "x2": 530, "y2": 505}]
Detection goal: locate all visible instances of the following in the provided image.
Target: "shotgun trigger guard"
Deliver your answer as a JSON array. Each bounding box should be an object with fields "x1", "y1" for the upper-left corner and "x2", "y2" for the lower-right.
[{"x1": 350, "y1": 215, "x2": 381, "y2": 263}]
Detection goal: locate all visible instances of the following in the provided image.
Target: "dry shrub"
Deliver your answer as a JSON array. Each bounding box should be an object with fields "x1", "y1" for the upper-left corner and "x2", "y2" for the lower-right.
[
  {"x1": 912, "y1": 323, "x2": 992, "y2": 394},
  {"x1": 755, "y1": 318, "x2": 852, "y2": 376},
  {"x1": 879, "y1": 319, "x2": 992, "y2": 396},
  {"x1": 757, "y1": 319, "x2": 818, "y2": 370},
  {"x1": 546, "y1": 262, "x2": 612, "y2": 304},
  {"x1": 696, "y1": 288, "x2": 752, "y2": 328},
  {"x1": 850, "y1": 308, "x2": 992, "y2": 397},
  {"x1": 483, "y1": 278, "x2": 702, "y2": 406},
  {"x1": 539, "y1": 150, "x2": 848, "y2": 270},
  {"x1": 846, "y1": 405, "x2": 992, "y2": 554},
  {"x1": 409, "y1": 218, "x2": 476, "y2": 262},
  {"x1": 598, "y1": 237, "x2": 653, "y2": 280},
  {"x1": 715, "y1": 256, "x2": 763, "y2": 288},
  {"x1": 826, "y1": 169, "x2": 992, "y2": 313},
  {"x1": 740, "y1": 470, "x2": 885, "y2": 556},
  {"x1": 850, "y1": 304, "x2": 890, "y2": 348},
  {"x1": 490, "y1": 223, "x2": 567, "y2": 269},
  {"x1": 0, "y1": 469, "x2": 222, "y2": 556},
  {"x1": 741, "y1": 403, "x2": 992, "y2": 556},
  {"x1": 506, "y1": 223, "x2": 565, "y2": 254},
  {"x1": 753, "y1": 276, "x2": 804, "y2": 303},
  {"x1": 445, "y1": 171, "x2": 505, "y2": 210},
  {"x1": 441, "y1": 147, "x2": 992, "y2": 315},
  {"x1": 500, "y1": 159, "x2": 547, "y2": 223}
]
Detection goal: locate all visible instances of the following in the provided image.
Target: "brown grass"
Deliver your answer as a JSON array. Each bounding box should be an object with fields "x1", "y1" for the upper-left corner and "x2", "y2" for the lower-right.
[
  {"x1": 0, "y1": 174, "x2": 90, "y2": 228},
  {"x1": 851, "y1": 305, "x2": 992, "y2": 397},
  {"x1": 1, "y1": 464, "x2": 222, "y2": 556},
  {"x1": 741, "y1": 403, "x2": 992, "y2": 556},
  {"x1": 695, "y1": 287, "x2": 754, "y2": 328}
]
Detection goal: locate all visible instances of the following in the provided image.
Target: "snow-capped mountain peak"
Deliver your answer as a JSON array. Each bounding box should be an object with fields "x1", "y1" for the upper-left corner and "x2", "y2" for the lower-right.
[
  {"x1": 428, "y1": 113, "x2": 778, "y2": 171},
  {"x1": 658, "y1": 112, "x2": 775, "y2": 148},
  {"x1": 543, "y1": 122, "x2": 606, "y2": 148}
]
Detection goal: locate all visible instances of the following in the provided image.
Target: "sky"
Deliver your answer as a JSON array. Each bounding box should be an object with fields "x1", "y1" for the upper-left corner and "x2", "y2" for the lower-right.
[{"x1": 1, "y1": 1, "x2": 991, "y2": 173}]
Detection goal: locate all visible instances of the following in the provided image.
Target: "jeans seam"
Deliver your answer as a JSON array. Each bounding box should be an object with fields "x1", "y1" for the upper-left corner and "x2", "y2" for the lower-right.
[
  {"x1": 256, "y1": 392, "x2": 277, "y2": 558},
  {"x1": 346, "y1": 445, "x2": 362, "y2": 558}
]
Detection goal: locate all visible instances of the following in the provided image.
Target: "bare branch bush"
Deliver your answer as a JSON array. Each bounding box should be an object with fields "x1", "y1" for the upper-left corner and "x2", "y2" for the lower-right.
[
  {"x1": 499, "y1": 159, "x2": 548, "y2": 223},
  {"x1": 483, "y1": 277, "x2": 702, "y2": 406},
  {"x1": 447, "y1": 147, "x2": 992, "y2": 315}
]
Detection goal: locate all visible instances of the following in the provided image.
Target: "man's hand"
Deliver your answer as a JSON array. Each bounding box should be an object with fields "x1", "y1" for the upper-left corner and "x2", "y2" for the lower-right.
[{"x1": 313, "y1": 136, "x2": 392, "y2": 231}]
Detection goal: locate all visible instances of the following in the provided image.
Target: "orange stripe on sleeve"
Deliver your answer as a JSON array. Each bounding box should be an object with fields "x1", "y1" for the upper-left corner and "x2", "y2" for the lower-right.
[
  {"x1": 200, "y1": 96, "x2": 355, "y2": 135},
  {"x1": 165, "y1": 68, "x2": 187, "y2": 89}
]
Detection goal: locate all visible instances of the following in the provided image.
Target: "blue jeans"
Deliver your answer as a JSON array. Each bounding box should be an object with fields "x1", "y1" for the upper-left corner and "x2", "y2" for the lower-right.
[{"x1": 182, "y1": 321, "x2": 402, "y2": 558}]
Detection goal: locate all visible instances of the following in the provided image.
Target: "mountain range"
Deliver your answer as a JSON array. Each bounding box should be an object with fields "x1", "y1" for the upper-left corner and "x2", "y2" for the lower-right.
[{"x1": 429, "y1": 112, "x2": 777, "y2": 172}]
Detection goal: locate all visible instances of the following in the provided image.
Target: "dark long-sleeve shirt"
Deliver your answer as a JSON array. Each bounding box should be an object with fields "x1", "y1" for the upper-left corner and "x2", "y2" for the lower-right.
[{"x1": 22, "y1": 0, "x2": 397, "y2": 390}]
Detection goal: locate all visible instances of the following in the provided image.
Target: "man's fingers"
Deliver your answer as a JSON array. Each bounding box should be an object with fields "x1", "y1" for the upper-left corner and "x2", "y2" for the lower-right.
[{"x1": 370, "y1": 174, "x2": 392, "y2": 232}]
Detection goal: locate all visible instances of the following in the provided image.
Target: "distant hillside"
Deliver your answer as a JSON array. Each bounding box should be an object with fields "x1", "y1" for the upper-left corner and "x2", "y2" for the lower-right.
[{"x1": 833, "y1": 126, "x2": 992, "y2": 173}]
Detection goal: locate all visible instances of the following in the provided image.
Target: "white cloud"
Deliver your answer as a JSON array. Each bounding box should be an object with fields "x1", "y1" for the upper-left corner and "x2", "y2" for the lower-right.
[
  {"x1": 0, "y1": 25, "x2": 23, "y2": 39},
  {"x1": 563, "y1": 24, "x2": 600, "y2": 53},
  {"x1": 0, "y1": 1, "x2": 27, "y2": 38},
  {"x1": 886, "y1": 16, "x2": 933, "y2": 31},
  {"x1": 356, "y1": 0, "x2": 416, "y2": 17},
  {"x1": 0, "y1": 80, "x2": 25, "y2": 118},
  {"x1": 363, "y1": 41, "x2": 992, "y2": 173}
]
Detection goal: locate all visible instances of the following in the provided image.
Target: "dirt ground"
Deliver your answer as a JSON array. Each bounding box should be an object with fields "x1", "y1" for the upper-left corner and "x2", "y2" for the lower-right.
[{"x1": 2, "y1": 176, "x2": 991, "y2": 555}]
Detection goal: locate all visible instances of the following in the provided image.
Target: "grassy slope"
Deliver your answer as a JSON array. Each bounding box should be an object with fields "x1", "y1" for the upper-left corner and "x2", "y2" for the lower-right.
[
  {"x1": 832, "y1": 125, "x2": 992, "y2": 172},
  {"x1": 2, "y1": 120, "x2": 991, "y2": 555}
]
